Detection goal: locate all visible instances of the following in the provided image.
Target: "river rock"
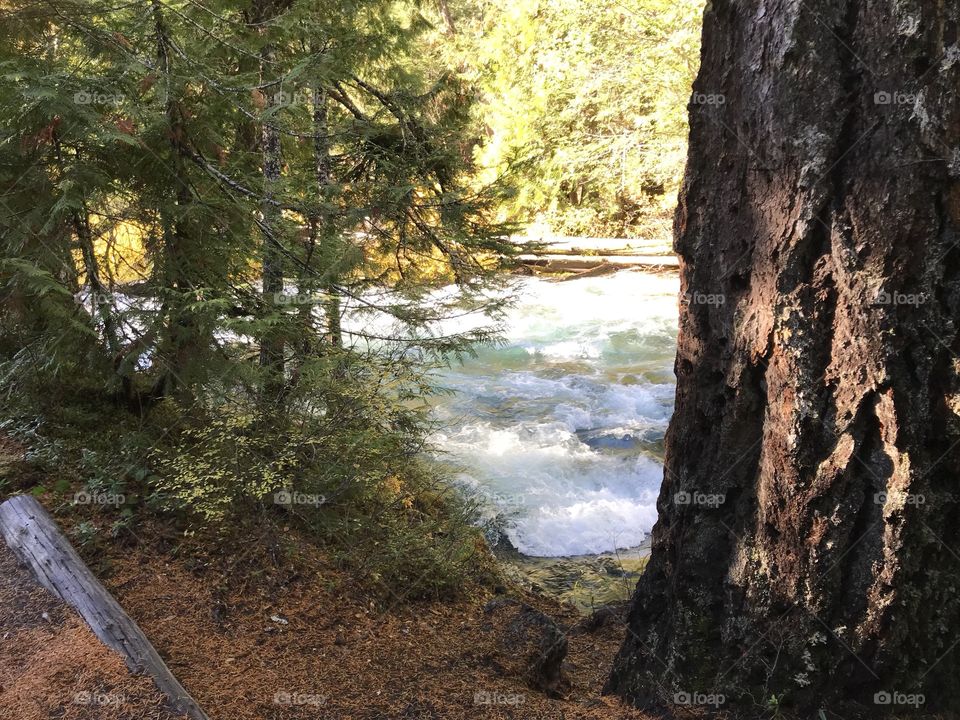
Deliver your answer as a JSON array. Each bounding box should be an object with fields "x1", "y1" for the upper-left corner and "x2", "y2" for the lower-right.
[
  {"x1": 481, "y1": 598, "x2": 568, "y2": 696},
  {"x1": 576, "y1": 603, "x2": 628, "y2": 633}
]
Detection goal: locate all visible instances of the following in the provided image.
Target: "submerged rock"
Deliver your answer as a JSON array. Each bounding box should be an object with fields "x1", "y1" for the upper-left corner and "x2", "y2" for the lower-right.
[{"x1": 503, "y1": 550, "x2": 649, "y2": 613}]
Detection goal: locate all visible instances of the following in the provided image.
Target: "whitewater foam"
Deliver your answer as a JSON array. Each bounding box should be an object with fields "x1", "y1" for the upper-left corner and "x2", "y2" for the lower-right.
[{"x1": 433, "y1": 269, "x2": 679, "y2": 557}]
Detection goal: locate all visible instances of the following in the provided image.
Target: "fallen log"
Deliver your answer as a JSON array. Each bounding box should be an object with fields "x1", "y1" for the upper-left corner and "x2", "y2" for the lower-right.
[
  {"x1": 518, "y1": 254, "x2": 679, "y2": 271},
  {"x1": 0, "y1": 495, "x2": 209, "y2": 720}
]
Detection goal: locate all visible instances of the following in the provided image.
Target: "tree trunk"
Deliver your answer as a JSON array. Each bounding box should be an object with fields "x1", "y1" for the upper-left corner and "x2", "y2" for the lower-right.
[
  {"x1": 437, "y1": 0, "x2": 456, "y2": 35},
  {"x1": 259, "y1": 50, "x2": 286, "y2": 396},
  {"x1": 53, "y1": 137, "x2": 119, "y2": 356},
  {"x1": 311, "y1": 87, "x2": 342, "y2": 348},
  {"x1": 152, "y1": 0, "x2": 200, "y2": 402},
  {"x1": 607, "y1": 1, "x2": 960, "y2": 717}
]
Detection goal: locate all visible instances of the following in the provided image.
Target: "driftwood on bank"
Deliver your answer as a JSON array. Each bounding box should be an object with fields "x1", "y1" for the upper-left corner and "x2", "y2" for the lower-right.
[
  {"x1": 0, "y1": 494, "x2": 209, "y2": 720},
  {"x1": 518, "y1": 254, "x2": 679, "y2": 271},
  {"x1": 513, "y1": 234, "x2": 679, "y2": 274}
]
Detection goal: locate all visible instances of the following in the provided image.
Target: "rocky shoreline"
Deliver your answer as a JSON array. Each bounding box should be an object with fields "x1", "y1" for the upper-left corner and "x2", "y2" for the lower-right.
[{"x1": 496, "y1": 541, "x2": 651, "y2": 613}]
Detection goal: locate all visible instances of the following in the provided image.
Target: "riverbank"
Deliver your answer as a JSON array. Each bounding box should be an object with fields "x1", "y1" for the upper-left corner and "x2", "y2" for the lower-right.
[
  {"x1": 0, "y1": 492, "x2": 658, "y2": 720},
  {"x1": 500, "y1": 544, "x2": 651, "y2": 613},
  {"x1": 0, "y1": 262, "x2": 676, "y2": 718}
]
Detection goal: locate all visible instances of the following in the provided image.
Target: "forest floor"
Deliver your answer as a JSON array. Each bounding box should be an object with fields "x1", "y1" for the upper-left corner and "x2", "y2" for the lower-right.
[
  {"x1": 0, "y1": 544, "x2": 182, "y2": 720},
  {"x1": 89, "y1": 524, "x2": 657, "y2": 720},
  {"x1": 0, "y1": 491, "x2": 664, "y2": 720}
]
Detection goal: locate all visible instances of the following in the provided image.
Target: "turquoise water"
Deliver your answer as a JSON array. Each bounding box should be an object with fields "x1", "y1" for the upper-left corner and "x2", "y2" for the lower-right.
[{"x1": 432, "y1": 270, "x2": 679, "y2": 557}]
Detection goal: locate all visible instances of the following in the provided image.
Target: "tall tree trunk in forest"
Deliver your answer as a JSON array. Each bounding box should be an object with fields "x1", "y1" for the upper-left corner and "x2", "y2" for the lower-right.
[
  {"x1": 73, "y1": 201, "x2": 118, "y2": 355},
  {"x1": 250, "y1": 0, "x2": 295, "y2": 398},
  {"x1": 294, "y1": 84, "x2": 328, "y2": 366},
  {"x1": 52, "y1": 138, "x2": 119, "y2": 356},
  {"x1": 436, "y1": 0, "x2": 456, "y2": 35},
  {"x1": 310, "y1": 87, "x2": 342, "y2": 348},
  {"x1": 607, "y1": 1, "x2": 960, "y2": 717},
  {"x1": 151, "y1": 0, "x2": 200, "y2": 402},
  {"x1": 259, "y1": 52, "x2": 286, "y2": 397}
]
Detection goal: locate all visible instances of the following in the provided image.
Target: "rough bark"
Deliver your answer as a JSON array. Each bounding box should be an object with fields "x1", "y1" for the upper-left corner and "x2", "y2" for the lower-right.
[
  {"x1": 259, "y1": 47, "x2": 286, "y2": 396},
  {"x1": 607, "y1": 0, "x2": 960, "y2": 717}
]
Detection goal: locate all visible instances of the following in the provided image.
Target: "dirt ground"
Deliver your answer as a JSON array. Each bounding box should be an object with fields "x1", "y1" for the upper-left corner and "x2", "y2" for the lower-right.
[
  {"x1": 88, "y1": 528, "x2": 655, "y2": 720},
  {"x1": 0, "y1": 543, "x2": 185, "y2": 720}
]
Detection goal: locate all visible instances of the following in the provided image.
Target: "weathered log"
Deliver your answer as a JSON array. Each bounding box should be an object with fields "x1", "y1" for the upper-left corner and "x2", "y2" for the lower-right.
[
  {"x1": 518, "y1": 254, "x2": 679, "y2": 270},
  {"x1": 514, "y1": 235, "x2": 673, "y2": 256},
  {"x1": 0, "y1": 495, "x2": 209, "y2": 720}
]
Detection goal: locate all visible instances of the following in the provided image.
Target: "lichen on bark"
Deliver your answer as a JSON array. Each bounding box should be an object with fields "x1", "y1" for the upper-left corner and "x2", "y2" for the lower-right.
[{"x1": 606, "y1": 0, "x2": 960, "y2": 715}]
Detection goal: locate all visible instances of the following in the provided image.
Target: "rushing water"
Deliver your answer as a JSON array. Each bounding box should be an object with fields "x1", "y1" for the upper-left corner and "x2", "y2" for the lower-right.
[{"x1": 432, "y1": 269, "x2": 679, "y2": 557}]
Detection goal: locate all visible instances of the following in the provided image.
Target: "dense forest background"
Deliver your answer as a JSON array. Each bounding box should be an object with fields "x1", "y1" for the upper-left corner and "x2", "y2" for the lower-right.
[
  {"x1": 439, "y1": 0, "x2": 701, "y2": 238},
  {"x1": 7, "y1": 2, "x2": 955, "y2": 718}
]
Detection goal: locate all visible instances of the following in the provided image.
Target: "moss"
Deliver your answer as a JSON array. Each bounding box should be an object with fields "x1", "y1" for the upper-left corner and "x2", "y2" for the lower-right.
[{"x1": 506, "y1": 551, "x2": 649, "y2": 613}]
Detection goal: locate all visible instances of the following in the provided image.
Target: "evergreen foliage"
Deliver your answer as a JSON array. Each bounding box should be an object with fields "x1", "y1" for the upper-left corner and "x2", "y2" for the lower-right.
[
  {"x1": 431, "y1": 0, "x2": 703, "y2": 238},
  {"x1": 0, "y1": 0, "x2": 701, "y2": 595},
  {"x1": 0, "y1": 0, "x2": 518, "y2": 596}
]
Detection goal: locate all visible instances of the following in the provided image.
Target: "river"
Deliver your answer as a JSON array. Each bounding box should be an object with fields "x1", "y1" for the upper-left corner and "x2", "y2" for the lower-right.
[{"x1": 432, "y1": 269, "x2": 679, "y2": 561}]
